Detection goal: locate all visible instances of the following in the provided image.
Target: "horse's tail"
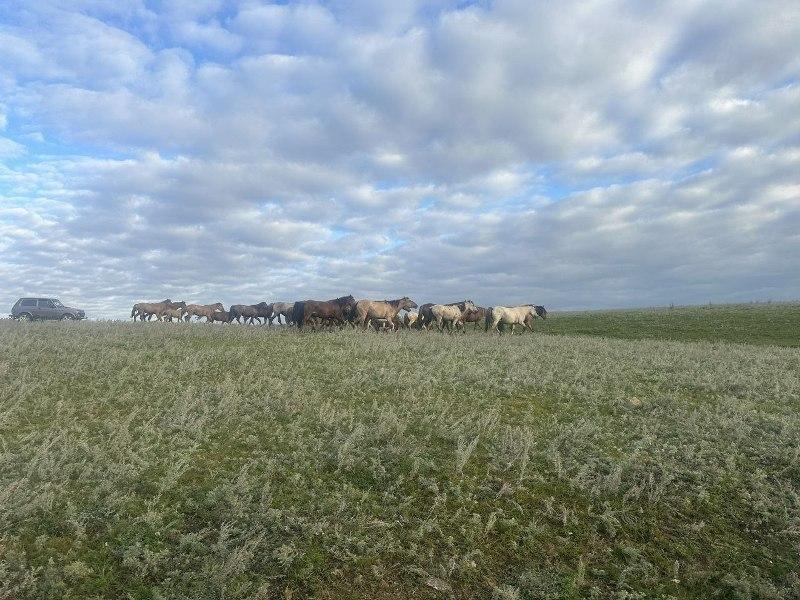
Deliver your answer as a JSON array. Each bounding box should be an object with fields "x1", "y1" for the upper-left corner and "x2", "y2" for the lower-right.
[
  {"x1": 535, "y1": 305, "x2": 547, "y2": 319},
  {"x1": 292, "y1": 302, "x2": 305, "y2": 329},
  {"x1": 484, "y1": 307, "x2": 493, "y2": 332}
]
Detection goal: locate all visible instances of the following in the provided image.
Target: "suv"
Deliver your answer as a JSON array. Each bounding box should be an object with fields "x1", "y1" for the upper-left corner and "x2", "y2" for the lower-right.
[{"x1": 11, "y1": 298, "x2": 86, "y2": 321}]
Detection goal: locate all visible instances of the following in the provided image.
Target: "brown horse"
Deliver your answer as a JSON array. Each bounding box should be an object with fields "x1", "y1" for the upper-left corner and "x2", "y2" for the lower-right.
[
  {"x1": 162, "y1": 307, "x2": 185, "y2": 322},
  {"x1": 354, "y1": 297, "x2": 417, "y2": 331},
  {"x1": 462, "y1": 306, "x2": 487, "y2": 330},
  {"x1": 183, "y1": 303, "x2": 224, "y2": 322},
  {"x1": 131, "y1": 299, "x2": 169, "y2": 321},
  {"x1": 132, "y1": 299, "x2": 186, "y2": 321},
  {"x1": 293, "y1": 295, "x2": 356, "y2": 330}
]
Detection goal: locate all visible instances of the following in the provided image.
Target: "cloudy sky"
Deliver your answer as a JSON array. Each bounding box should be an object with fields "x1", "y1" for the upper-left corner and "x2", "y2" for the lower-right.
[{"x1": 0, "y1": 0, "x2": 798, "y2": 318}]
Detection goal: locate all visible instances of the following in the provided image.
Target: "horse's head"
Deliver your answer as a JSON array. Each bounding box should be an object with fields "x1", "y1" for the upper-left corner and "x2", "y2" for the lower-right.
[
  {"x1": 212, "y1": 302, "x2": 224, "y2": 311},
  {"x1": 535, "y1": 305, "x2": 547, "y2": 319},
  {"x1": 463, "y1": 300, "x2": 476, "y2": 313},
  {"x1": 399, "y1": 297, "x2": 418, "y2": 311},
  {"x1": 173, "y1": 300, "x2": 187, "y2": 309},
  {"x1": 337, "y1": 295, "x2": 357, "y2": 309}
]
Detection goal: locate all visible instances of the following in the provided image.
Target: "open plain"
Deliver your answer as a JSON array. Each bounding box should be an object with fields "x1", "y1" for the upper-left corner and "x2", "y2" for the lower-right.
[{"x1": 1, "y1": 304, "x2": 798, "y2": 598}]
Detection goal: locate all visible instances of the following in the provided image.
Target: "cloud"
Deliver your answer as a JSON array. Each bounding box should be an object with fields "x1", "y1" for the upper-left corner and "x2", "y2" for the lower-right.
[{"x1": 0, "y1": 0, "x2": 798, "y2": 317}]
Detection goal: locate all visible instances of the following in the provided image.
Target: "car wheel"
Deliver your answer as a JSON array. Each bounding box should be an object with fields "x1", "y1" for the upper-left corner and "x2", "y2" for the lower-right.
[
  {"x1": 18, "y1": 313, "x2": 33, "y2": 321},
  {"x1": 61, "y1": 314, "x2": 75, "y2": 321}
]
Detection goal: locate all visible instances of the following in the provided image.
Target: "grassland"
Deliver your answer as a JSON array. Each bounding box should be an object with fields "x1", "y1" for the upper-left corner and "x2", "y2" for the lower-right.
[
  {"x1": 538, "y1": 302, "x2": 800, "y2": 347},
  {"x1": 1, "y1": 305, "x2": 799, "y2": 599}
]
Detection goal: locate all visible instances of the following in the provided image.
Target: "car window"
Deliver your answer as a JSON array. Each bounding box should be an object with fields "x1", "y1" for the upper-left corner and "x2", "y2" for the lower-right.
[
  {"x1": 52, "y1": 299, "x2": 64, "y2": 307},
  {"x1": 37, "y1": 300, "x2": 54, "y2": 308},
  {"x1": 21, "y1": 299, "x2": 36, "y2": 307}
]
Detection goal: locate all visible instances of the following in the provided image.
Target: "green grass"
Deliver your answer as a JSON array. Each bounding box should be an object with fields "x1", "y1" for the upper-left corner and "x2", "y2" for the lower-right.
[
  {"x1": 0, "y1": 305, "x2": 798, "y2": 598},
  {"x1": 538, "y1": 302, "x2": 800, "y2": 347}
]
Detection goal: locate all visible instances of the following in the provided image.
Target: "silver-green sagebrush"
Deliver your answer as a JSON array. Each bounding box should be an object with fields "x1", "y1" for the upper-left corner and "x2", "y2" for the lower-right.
[{"x1": 0, "y1": 307, "x2": 798, "y2": 598}]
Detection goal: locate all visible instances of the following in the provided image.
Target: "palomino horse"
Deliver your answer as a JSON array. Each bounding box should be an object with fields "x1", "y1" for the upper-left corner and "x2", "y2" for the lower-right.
[
  {"x1": 183, "y1": 303, "x2": 224, "y2": 322},
  {"x1": 293, "y1": 295, "x2": 356, "y2": 330},
  {"x1": 431, "y1": 300, "x2": 476, "y2": 332},
  {"x1": 229, "y1": 302, "x2": 273, "y2": 325},
  {"x1": 485, "y1": 305, "x2": 547, "y2": 334},
  {"x1": 131, "y1": 300, "x2": 186, "y2": 321},
  {"x1": 353, "y1": 297, "x2": 418, "y2": 331},
  {"x1": 269, "y1": 302, "x2": 294, "y2": 325}
]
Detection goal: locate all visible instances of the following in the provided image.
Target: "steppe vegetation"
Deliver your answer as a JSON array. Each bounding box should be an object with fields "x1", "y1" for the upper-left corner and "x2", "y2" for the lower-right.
[
  {"x1": 1, "y1": 304, "x2": 798, "y2": 598},
  {"x1": 540, "y1": 302, "x2": 800, "y2": 346}
]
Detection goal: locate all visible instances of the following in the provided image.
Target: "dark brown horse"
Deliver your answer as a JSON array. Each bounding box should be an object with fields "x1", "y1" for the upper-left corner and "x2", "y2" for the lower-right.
[
  {"x1": 208, "y1": 310, "x2": 231, "y2": 324},
  {"x1": 293, "y1": 295, "x2": 356, "y2": 330},
  {"x1": 229, "y1": 302, "x2": 273, "y2": 324}
]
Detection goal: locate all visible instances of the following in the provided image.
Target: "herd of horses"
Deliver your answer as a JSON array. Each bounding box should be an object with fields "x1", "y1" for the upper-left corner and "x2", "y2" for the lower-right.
[{"x1": 130, "y1": 296, "x2": 548, "y2": 333}]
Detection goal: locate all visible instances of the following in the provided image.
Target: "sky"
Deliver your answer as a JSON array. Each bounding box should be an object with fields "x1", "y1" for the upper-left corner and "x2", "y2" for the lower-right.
[{"x1": 0, "y1": 0, "x2": 798, "y2": 318}]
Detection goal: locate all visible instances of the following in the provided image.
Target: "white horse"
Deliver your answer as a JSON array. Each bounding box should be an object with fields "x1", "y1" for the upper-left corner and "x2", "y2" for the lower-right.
[
  {"x1": 485, "y1": 305, "x2": 546, "y2": 334},
  {"x1": 431, "y1": 300, "x2": 476, "y2": 332}
]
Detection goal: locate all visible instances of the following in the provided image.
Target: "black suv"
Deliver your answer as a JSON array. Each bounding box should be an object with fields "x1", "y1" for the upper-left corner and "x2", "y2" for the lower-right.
[{"x1": 11, "y1": 298, "x2": 86, "y2": 321}]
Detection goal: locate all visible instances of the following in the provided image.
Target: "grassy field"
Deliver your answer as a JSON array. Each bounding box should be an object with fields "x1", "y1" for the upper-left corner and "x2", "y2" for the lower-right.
[
  {"x1": 538, "y1": 302, "x2": 800, "y2": 347},
  {"x1": 0, "y1": 305, "x2": 798, "y2": 599}
]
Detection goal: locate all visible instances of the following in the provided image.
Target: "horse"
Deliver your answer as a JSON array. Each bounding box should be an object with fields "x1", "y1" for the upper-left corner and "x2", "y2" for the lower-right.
[
  {"x1": 485, "y1": 305, "x2": 546, "y2": 334},
  {"x1": 368, "y1": 318, "x2": 396, "y2": 332},
  {"x1": 416, "y1": 301, "x2": 469, "y2": 330},
  {"x1": 208, "y1": 310, "x2": 231, "y2": 324},
  {"x1": 431, "y1": 300, "x2": 476, "y2": 332},
  {"x1": 183, "y1": 303, "x2": 224, "y2": 322},
  {"x1": 269, "y1": 302, "x2": 294, "y2": 325},
  {"x1": 462, "y1": 306, "x2": 487, "y2": 330},
  {"x1": 293, "y1": 295, "x2": 356, "y2": 330},
  {"x1": 162, "y1": 307, "x2": 185, "y2": 322},
  {"x1": 522, "y1": 306, "x2": 547, "y2": 331},
  {"x1": 229, "y1": 302, "x2": 274, "y2": 325},
  {"x1": 132, "y1": 300, "x2": 186, "y2": 322},
  {"x1": 353, "y1": 297, "x2": 418, "y2": 331},
  {"x1": 403, "y1": 312, "x2": 419, "y2": 328},
  {"x1": 131, "y1": 299, "x2": 170, "y2": 321},
  {"x1": 253, "y1": 302, "x2": 274, "y2": 324},
  {"x1": 229, "y1": 304, "x2": 256, "y2": 324}
]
